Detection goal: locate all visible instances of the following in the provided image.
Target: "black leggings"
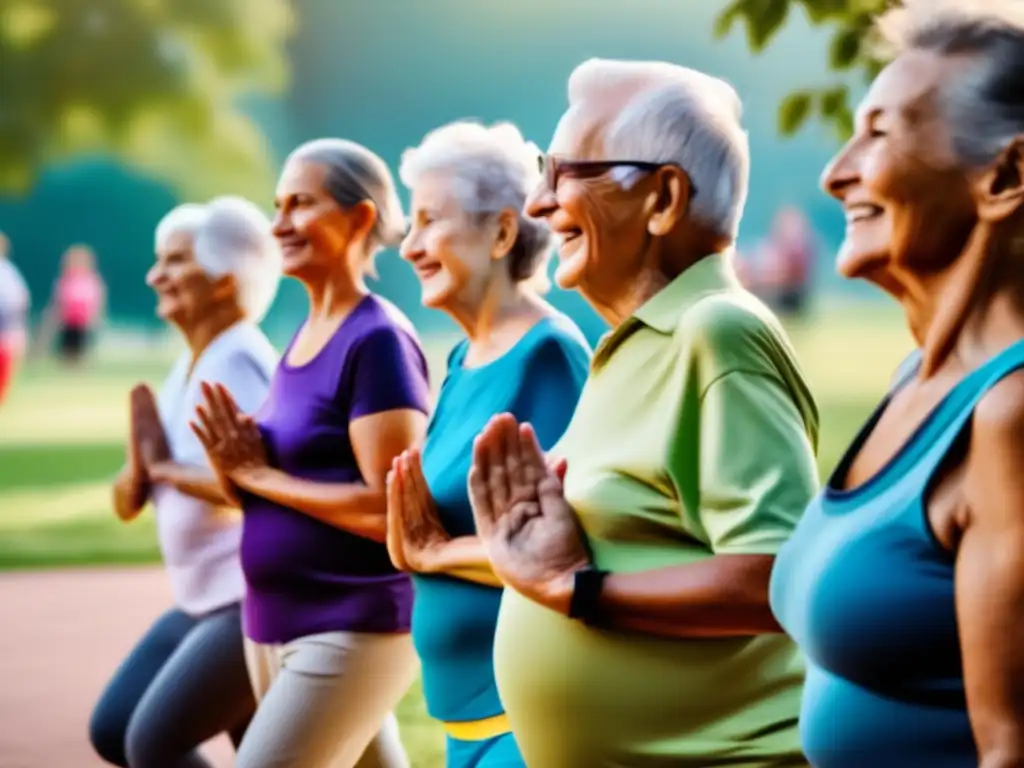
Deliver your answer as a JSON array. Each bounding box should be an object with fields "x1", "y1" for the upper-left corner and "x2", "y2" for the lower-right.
[{"x1": 89, "y1": 605, "x2": 255, "y2": 767}]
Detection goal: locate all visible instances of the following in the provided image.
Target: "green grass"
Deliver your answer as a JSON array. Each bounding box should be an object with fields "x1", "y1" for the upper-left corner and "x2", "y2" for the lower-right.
[{"x1": 0, "y1": 309, "x2": 913, "y2": 767}]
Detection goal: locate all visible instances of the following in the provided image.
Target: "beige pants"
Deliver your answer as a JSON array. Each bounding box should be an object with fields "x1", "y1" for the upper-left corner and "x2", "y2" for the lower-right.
[{"x1": 236, "y1": 631, "x2": 419, "y2": 768}]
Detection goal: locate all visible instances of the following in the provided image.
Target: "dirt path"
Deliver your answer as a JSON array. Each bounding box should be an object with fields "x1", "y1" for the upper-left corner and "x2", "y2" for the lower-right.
[{"x1": 0, "y1": 568, "x2": 232, "y2": 768}]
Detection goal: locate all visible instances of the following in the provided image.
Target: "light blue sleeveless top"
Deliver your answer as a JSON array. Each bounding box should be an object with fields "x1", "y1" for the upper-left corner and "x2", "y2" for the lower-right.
[{"x1": 770, "y1": 339, "x2": 1024, "y2": 768}]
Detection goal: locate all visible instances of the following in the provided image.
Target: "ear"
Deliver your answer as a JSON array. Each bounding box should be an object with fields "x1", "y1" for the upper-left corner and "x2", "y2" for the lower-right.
[
  {"x1": 644, "y1": 166, "x2": 691, "y2": 237},
  {"x1": 491, "y1": 208, "x2": 519, "y2": 260},
  {"x1": 975, "y1": 136, "x2": 1024, "y2": 223},
  {"x1": 211, "y1": 272, "x2": 239, "y2": 303},
  {"x1": 346, "y1": 199, "x2": 379, "y2": 247}
]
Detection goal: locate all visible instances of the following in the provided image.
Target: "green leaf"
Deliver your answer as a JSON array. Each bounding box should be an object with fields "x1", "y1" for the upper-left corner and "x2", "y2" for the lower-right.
[
  {"x1": 818, "y1": 85, "x2": 849, "y2": 118},
  {"x1": 797, "y1": 0, "x2": 849, "y2": 25},
  {"x1": 713, "y1": 0, "x2": 747, "y2": 38},
  {"x1": 828, "y1": 25, "x2": 862, "y2": 69},
  {"x1": 778, "y1": 91, "x2": 814, "y2": 135},
  {"x1": 744, "y1": 0, "x2": 792, "y2": 53}
]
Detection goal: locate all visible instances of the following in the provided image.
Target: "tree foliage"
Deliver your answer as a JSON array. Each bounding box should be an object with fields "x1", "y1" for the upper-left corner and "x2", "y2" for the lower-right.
[
  {"x1": 713, "y1": 0, "x2": 891, "y2": 140},
  {"x1": 0, "y1": 0, "x2": 293, "y2": 199}
]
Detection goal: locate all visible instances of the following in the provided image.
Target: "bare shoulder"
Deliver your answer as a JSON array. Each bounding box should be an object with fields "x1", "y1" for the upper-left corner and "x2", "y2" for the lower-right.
[{"x1": 972, "y1": 370, "x2": 1024, "y2": 445}]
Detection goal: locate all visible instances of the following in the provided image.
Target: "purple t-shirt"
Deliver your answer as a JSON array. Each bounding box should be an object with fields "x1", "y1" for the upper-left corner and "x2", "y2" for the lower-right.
[{"x1": 241, "y1": 295, "x2": 431, "y2": 644}]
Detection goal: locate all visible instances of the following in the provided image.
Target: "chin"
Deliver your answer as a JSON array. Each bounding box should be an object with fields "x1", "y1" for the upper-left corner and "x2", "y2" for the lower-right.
[{"x1": 835, "y1": 246, "x2": 889, "y2": 282}]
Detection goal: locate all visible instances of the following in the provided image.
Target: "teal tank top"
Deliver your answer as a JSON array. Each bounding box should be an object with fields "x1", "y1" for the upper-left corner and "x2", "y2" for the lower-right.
[
  {"x1": 412, "y1": 316, "x2": 590, "y2": 723},
  {"x1": 770, "y1": 339, "x2": 1024, "y2": 767}
]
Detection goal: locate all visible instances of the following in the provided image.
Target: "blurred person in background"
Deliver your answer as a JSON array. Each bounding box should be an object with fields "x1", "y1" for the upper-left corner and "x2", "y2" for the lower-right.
[
  {"x1": 761, "y1": 206, "x2": 816, "y2": 317},
  {"x1": 0, "y1": 232, "x2": 30, "y2": 404},
  {"x1": 770, "y1": 2, "x2": 1024, "y2": 766},
  {"x1": 387, "y1": 120, "x2": 590, "y2": 768},
  {"x1": 39, "y1": 244, "x2": 106, "y2": 366},
  {"x1": 191, "y1": 138, "x2": 429, "y2": 768},
  {"x1": 467, "y1": 58, "x2": 818, "y2": 767},
  {"x1": 89, "y1": 197, "x2": 282, "y2": 768}
]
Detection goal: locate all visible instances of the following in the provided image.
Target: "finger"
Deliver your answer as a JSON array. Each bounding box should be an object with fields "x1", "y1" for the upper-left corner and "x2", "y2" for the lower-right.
[
  {"x1": 406, "y1": 450, "x2": 432, "y2": 512},
  {"x1": 214, "y1": 383, "x2": 242, "y2": 421},
  {"x1": 468, "y1": 465, "x2": 496, "y2": 540},
  {"x1": 485, "y1": 417, "x2": 514, "y2": 517},
  {"x1": 550, "y1": 456, "x2": 568, "y2": 484},
  {"x1": 399, "y1": 455, "x2": 425, "y2": 528},
  {"x1": 518, "y1": 422, "x2": 545, "y2": 489},
  {"x1": 194, "y1": 405, "x2": 218, "y2": 444},
  {"x1": 190, "y1": 420, "x2": 213, "y2": 450}
]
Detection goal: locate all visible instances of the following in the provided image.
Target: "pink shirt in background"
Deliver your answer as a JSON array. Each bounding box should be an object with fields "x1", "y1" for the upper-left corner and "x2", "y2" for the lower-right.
[{"x1": 57, "y1": 269, "x2": 103, "y2": 328}]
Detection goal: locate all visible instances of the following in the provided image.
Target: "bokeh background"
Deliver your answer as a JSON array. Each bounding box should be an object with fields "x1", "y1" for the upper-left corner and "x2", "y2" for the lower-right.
[{"x1": 0, "y1": 1, "x2": 911, "y2": 765}]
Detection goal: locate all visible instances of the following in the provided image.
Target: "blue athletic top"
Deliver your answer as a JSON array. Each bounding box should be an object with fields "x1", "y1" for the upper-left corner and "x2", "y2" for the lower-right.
[
  {"x1": 770, "y1": 339, "x2": 1024, "y2": 768},
  {"x1": 413, "y1": 315, "x2": 591, "y2": 723}
]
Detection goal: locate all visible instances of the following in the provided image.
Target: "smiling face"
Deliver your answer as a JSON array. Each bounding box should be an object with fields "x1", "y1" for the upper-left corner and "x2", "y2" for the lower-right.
[
  {"x1": 524, "y1": 102, "x2": 653, "y2": 301},
  {"x1": 271, "y1": 158, "x2": 367, "y2": 281},
  {"x1": 401, "y1": 171, "x2": 505, "y2": 310},
  {"x1": 821, "y1": 49, "x2": 977, "y2": 283},
  {"x1": 146, "y1": 229, "x2": 233, "y2": 327}
]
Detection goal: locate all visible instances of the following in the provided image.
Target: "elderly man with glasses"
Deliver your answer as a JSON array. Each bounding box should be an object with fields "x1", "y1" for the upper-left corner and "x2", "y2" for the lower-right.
[{"x1": 468, "y1": 58, "x2": 818, "y2": 767}]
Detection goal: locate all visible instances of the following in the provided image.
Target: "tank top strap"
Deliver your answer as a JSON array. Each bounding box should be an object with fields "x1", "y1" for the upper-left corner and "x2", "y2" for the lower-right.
[{"x1": 912, "y1": 339, "x2": 1024, "y2": 471}]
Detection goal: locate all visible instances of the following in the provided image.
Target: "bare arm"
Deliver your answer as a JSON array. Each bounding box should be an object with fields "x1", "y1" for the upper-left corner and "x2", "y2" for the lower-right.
[
  {"x1": 958, "y1": 374, "x2": 1024, "y2": 768},
  {"x1": 233, "y1": 409, "x2": 427, "y2": 542},
  {"x1": 416, "y1": 536, "x2": 503, "y2": 588},
  {"x1": 586, "y1": 555, "x2": 780, "y2": 637},
  {"x1": 148, "y1": 461, "x2": 234, "y2": 506},
  {"x1": 112, "y1": 465, "x2": 148, "y2": 522}
]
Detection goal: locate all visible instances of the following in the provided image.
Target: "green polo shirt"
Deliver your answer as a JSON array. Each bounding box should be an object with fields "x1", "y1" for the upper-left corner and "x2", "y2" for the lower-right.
[{"x1": 493, "y1": 253, "x2": 818, "y2": 767}]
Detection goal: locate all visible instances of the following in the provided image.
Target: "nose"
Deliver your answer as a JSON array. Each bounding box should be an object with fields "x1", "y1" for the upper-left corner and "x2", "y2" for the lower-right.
[
  {"x1": 399, "y1": 230, "x2": 422, "y2": 263},
  {"x1": 821, "y1": 140, "x2": 859, "y2": 201},
  {"x1": 271, "y1": 208, "x2": 291, "y2": 238},
  {"x1": 145, "y1": 262, "x2": 162, "y2": 288},
  {"x1": 525, "y1": 179, "x2": 558, "y2": 220}
]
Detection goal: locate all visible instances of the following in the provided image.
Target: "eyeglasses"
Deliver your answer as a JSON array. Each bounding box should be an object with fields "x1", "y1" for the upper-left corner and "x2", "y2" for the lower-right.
[{"x1": 538, "y1": 154, "x2": 671, "y2": 191}]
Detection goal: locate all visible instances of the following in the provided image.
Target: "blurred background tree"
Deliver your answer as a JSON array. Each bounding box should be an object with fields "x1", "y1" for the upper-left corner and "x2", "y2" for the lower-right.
[
  {"x1": 0, "y1": 0, "x2": 293, "y2": 199},
  {"x1": 714, "y1": 0, "x2": 890, "y2": 139}
]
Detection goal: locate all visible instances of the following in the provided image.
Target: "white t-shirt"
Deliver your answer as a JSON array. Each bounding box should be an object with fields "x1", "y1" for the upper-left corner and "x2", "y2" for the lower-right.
[
  {"x1": 152, "y1": 322, "x2": 278, "y2": 616},
  {"x1": 0, "y1": 259, "x2": 30, "y2": 335}
]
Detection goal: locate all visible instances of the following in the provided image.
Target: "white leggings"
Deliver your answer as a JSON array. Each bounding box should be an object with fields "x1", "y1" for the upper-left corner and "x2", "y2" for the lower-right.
[{"x1": 236, "y1": 631, "x2": 420, "y2": 768}]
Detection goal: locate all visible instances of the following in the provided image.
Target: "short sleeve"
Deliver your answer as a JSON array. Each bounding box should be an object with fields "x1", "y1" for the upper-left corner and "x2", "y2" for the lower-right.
[
  {"x1": 347, "y1": 326, "x2": 431, "y2": 421},
  {"x1": 175, "y1": 350, "x2": 273, "y2": 466},
  {"x1": 690, "y1": 370, "x2": 818, "y2": 555},
  {"x1": 512, "y1": 336, "x2": 589, "y2": 451}
]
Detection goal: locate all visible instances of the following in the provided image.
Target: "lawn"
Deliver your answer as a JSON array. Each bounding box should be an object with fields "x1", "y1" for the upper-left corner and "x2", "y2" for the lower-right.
[{"x1": 0, "y1": 306, "x2": 913, "y2": 767}]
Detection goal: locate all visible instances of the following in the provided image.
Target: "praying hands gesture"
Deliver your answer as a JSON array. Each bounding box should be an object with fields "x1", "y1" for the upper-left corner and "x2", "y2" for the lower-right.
[
  {"x1": 113, "y1": 384, "x2": 171, "y2": 521},
  {"x1": 190, "y1": 382, "x2": 266, "y2": 504},
  {"x1": 385, "y1": 449, "x2": 450, "y2": 572},
  {"x1": 468, "y1": 413, "x2": 590, "y2": 613}
]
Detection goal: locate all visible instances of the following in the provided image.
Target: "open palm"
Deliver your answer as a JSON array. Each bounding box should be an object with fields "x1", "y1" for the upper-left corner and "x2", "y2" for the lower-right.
[{"x1": 468, "y1": 414, "x2": 589, "y2": 604}]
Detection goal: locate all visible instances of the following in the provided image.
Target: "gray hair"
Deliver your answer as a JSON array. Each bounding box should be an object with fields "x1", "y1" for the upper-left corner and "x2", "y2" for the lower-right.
[
  {"x1": 155, "y1": 197, "x2": 282, "y2": 323},
  {"x1": 399, "y1": 120, "x2": 553, "y2": 290},
  {"x1": 567, "y1": 58, "x2": 750, "y2": 240},
  {"x1": 874, "y1": 0, "x2": 1024, "y2": 169},
  {"x1": 289, "y1": 138, "x2": 406, "y2": 257}
]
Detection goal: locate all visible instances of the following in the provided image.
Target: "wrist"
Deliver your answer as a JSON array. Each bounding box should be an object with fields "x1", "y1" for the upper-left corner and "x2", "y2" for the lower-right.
[{"x1": 566, "y1": 564, "x2": 609, "y2": 624}]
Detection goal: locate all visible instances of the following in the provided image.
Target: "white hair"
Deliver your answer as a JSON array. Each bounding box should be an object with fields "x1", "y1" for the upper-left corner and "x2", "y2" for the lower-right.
[
  {"x1": 399, "y1": 120, "x2": 554, "y2": 290},
  {"x1": 155, "y1": 196, "x2": 282, "y2": 322},
  {"x1": 568, "y1": 58, "x2": 750, "y2": 239}
]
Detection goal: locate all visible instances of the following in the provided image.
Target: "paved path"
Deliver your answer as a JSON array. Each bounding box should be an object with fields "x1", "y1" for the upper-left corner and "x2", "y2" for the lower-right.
[{"x1": 0, "y1": 568, "x2": 232, "y2": 767}]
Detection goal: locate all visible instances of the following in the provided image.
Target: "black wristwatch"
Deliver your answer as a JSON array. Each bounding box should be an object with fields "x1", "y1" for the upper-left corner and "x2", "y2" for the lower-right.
[{"x1": 568, "y1": 565, "x2": 609, "y2": 625}]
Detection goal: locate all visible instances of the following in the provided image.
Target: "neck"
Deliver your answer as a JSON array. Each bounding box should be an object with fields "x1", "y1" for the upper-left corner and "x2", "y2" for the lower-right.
[
  {"x1": 587, "y1": 238, "x2": 721, "y2": 327},
  {"x1": 889, "y1": 226, "x2": 1024, "y2": 375},
  {"x1": 445, "y1": 274, "x2": 539, "y2": 343},
  {"x1": 303, "y1": 266, "x2": 368, "y2": 318},
  {"x1": 181, "y1": 303, "x2": 245, "y2": 364}
]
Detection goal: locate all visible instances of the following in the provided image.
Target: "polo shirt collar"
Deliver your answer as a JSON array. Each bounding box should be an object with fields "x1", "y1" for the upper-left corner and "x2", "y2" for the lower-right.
[
  {"x1": 632, "y1": 251, "x2": 739, "y2": 333},
  {"x1": 591, "y1": 251, "x2": 739, "y2": 369}
]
